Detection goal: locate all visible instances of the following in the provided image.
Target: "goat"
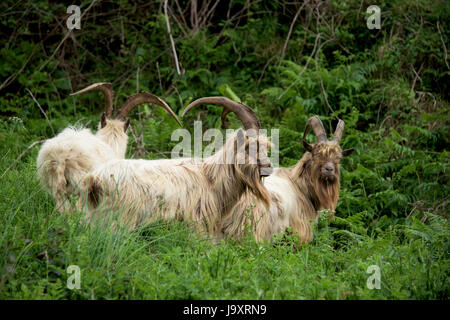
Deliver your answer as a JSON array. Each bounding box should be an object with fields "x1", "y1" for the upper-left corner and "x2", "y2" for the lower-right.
[
  {"x1": 221, "y1": 116, "x2": 354, "y2": 244},
  {"x1": 36, "y1": 82, "x2": 180, "y2": 212},
  {"x1": 81, "y1": 97, "x2": 273, "y2": 239}
]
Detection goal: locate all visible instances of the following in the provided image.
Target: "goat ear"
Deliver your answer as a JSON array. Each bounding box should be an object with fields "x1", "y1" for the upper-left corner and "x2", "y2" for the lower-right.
[
  {"x1": 302, "y1": 139, "x2": 313, "y2": 152},
  {"x1": 100, "y1": 112, "x2": 107, "y2": 128},
  {"x1": 342, "y1": 148, "x2": 355, "y2": 157},
  {"x1": 124, "y1": 118, "x2": 130, "y2": 132}
]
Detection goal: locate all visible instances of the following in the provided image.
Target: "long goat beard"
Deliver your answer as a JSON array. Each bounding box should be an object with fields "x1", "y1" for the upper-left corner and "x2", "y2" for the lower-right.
[{"x1": 312, "y1": 169, "x2": 340, "y2": 211}]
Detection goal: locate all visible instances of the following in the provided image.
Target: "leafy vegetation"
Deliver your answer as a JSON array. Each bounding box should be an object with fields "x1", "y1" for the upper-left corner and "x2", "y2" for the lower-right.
[{"x1": 0, "y1": 0, "x2": 448, "y2": 299}]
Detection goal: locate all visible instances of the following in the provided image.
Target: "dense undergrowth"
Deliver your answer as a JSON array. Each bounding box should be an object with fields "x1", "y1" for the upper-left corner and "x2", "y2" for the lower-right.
[{"x1": 0, "y1": 0, "x2": 448, "y2": 299}]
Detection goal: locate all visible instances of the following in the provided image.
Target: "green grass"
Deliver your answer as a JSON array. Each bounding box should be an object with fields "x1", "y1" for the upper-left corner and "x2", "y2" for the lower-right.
[{"x1": 0, "y1": 133, "x2": 448, "y2": 299}]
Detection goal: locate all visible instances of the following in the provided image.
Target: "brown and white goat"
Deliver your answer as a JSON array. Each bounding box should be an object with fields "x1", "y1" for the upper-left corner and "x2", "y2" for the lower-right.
[
  {"x1": 221, "y1": 116, "x2": 354, "y2": 244},
  {"x1": 36, "y1": 82, "x2": 180, "y2": 212},
  {"x1": 81, "y1": 97, "x2": 273, "y2": 239}
]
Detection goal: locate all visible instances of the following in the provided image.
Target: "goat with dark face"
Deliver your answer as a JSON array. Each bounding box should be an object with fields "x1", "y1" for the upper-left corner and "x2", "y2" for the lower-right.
[{"x1": 222, "y1": 116, "x2": 354, "y2": 244}]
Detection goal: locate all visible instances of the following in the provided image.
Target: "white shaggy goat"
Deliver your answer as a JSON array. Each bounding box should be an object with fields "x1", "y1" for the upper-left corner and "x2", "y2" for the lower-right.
[
  {"x1": 81, "y1": 97, "x2": 274, "y2": 239},
  {"x1": 221, "y1": 116, "x2": 354, "y2": 244},
  {"x1": 36, "y1": 82, "x2": 180, "y2": 212}
]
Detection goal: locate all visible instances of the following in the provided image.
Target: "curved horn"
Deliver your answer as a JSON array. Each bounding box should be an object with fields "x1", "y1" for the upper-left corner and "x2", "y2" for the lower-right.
[
  {"x1": 70, "y1": 82, "x2": 114, "y2": 118},
  {"x1": 332, "y1": 119, "x2": 345, "y2": 143},
  {"x1": 302, "y1": 116, "x2": 328, "y2": 151},
  {"x1": 181, "y1": 97, "x2": 261, "y2": 130},
  {"x1": 115, "y1": 92, "x2": 182, "y2": 126}
]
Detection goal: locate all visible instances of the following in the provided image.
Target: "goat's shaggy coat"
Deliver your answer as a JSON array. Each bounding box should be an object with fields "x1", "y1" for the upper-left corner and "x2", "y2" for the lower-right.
[
  {"x1": 221, "y1": 118, "x2": 354, "y2": 244},
  {"x1": 82, "y1": 131, "x2": 272, "y2": 238}
]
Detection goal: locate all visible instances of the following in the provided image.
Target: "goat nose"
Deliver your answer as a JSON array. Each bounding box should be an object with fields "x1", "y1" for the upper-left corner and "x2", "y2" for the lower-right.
[{"x1": 325, "y1": 166, "x2": 334, "y2": 172}]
